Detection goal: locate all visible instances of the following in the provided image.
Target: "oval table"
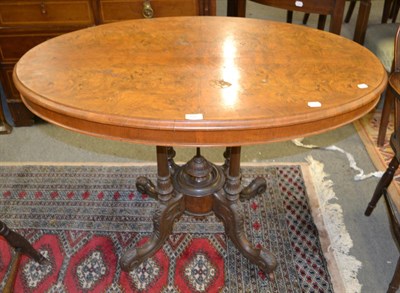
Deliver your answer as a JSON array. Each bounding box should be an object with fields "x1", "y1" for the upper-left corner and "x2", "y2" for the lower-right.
[{"x1": 13, "y1": 16, "x2": 387, "y2": 279}]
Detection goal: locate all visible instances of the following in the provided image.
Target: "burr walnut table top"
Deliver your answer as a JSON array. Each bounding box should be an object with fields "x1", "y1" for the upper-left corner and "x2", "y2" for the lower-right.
[{"x1": 13, "y1": 16, "x2": 387, "y2": 146}]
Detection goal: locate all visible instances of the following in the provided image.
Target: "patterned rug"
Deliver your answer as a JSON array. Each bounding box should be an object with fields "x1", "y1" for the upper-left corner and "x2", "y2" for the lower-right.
[
  {"x1": 0, "y1": 163, "x2": 347, "y2": 292},
  {"x1": 353, "y1": 110, "x2": 400, "y2": 204}
]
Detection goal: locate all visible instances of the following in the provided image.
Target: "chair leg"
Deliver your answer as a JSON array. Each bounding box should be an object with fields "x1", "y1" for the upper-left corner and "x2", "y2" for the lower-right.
[
  {"x1": 344, "y1": 0, "x2": 357, "y2": 23},
  {"x1": 388, "y1": 256, "x2": 400, "y2": 293},
  {"x1": 383, "y1": 0, "x2": 394, "y2": 23},
  {"x1": 317, "y1": 15, "x2": 327, "y2": 30},
  {"x1": 378, "y1": 89, "x2": 395, "y2": 147},
  {"x1": 365, "y1": 156, "x2": 399, "y2": 216},
  {"x1": 391, "y1": 0, "x2": 400, "y2": 23},
  {"x1": 286, "y1": 10, "x2": 293, "y2": 23},
  {"x1": 303, "y1": 13, "x2": 310, "y2": 24}
]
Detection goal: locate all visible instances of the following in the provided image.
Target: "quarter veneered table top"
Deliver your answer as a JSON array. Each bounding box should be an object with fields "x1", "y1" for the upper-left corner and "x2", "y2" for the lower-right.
[{"x1": 13, "y1": 16, "x2": 387, "y2": 146}]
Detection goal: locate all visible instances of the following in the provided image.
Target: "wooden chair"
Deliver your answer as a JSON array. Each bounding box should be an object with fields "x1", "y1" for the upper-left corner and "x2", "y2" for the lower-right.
[
  {"x1": 345, "y1": 0, "x2": 400, "y2": 23},
  {"x1": 229, "y1": 0, "x2": 346, "y2": 35},
  {"x1": 344, "y1": 0, "x2": 359, "y2": 22},
  {"x1": 295, "y1": 3, "x2": 399, "y2": 148},
  {"x1": 302, "y1": 0, "x2": 400, "y2": 30},
  {"x1": 382, "y1": 0, "x2": 400, "y2": 23},
  {"x1": 365, "y1": 26, "x2": 400, "y2": 293},
  {"x1": 350, "y1": 0, "x2": 400, "y2": 146},
  {"x1": 0, "y1": 221, "x2": 47, "y2": 292},
  {"x1": 301, "y1": 0, "x2": 357, "y2": 27},
  {"x1": 375, "y1": 0, "x2": 400, "y2": 146},
  {"x1": 291, "y1": 10, "x2": 328, "y2": 31}
]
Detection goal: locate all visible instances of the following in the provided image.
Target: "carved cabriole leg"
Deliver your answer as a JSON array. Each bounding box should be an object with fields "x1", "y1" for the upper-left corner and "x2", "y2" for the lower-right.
[
  {"x1": 214, "y1": 146, "x2": 277, "y2": 279},
  {"x1": 119, "y1": 192, "x2": 184, "y2": 271},
  {"x1": 213, "y1": 192, "x2": 277, "y2": 278},
  {"x1": 365, "y1": 156, "x2": 399, "y2": 216},
  {"x1": 120, "y1": 146, "x2": 185, "y2": 271}
]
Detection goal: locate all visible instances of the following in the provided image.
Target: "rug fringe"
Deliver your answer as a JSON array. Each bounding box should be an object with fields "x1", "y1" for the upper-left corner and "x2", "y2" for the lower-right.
[
  {"x1": 306, "y1": 155, "x2": 362, "y2": 293},
  {"x1": 293, "y1": 138, "x2": 383, "y2": 180}
]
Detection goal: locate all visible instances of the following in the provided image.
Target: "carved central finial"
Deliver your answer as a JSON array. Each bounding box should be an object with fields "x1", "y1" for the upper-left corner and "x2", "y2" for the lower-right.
[
  {"x1": 173, "y1": 147, "x2": 225, "y2": 198},
  {"x1": 185, "y1": 155, "x2": 212, "y2": 182}
]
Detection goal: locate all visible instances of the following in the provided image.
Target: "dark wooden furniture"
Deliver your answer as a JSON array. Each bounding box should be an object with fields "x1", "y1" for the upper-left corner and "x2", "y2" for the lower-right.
[
  {"x1": 0, "y1": 221, "x2": 47, "y2": 292},
  {"x1": 0, "y1": 0, "x2": 216, "y2": 127},
  {"x1": 302, "y1": 0, "x2": 360, "y2": 27},
  {"x1": 13, "y1": 16, "x2": 387, "y2": 278},
  {"x1": 375, "y1": 0, "x2": 400, "y2": 146},
  {"x1": 354, "y1": 0, "x2": 373, "y2": 43},
  {"x1": 299, "y1": 0, "x2": 357, "y2": 29},
  {"x1": 227, "y1": 0, "x2": 346, "y2": 34},
  {"x1": 352, "y1": 0, "x2": 400, "y2": 146},
  {"x1": 354, "y1": 0, "x2": 400, "y2": 44},
  {"x1": 345, "y1": 0, "x2": 359, "y2": 22},
  {"x1": 345, "y1": 0, "x2": 400, "y2": 23},
  {"x1": 365, "y1": 26, "x2": 400, "y2": 293},
  {"x1": 382, "y1": 0, "x2": 400, "y2": 23}
]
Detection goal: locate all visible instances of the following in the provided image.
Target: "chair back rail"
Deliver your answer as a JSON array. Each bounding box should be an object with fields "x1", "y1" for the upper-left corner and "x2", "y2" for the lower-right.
[{"x1": 232, "y1": 0, "x2": 346, "y2": 34}]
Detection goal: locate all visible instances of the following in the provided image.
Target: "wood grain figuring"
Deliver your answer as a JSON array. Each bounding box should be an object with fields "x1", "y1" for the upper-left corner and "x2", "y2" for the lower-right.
[
  {"x1": 13, "y1": 16, "x2": 387, "y2": 146},
  {"x1": 0, "y1": 0, "x2": 215, "y2": 126}
]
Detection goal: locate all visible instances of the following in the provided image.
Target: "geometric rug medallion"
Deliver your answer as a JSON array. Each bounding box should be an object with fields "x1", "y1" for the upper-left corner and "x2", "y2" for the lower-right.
[{"x1": 0, "y1": 163, "x2": 344, "y2": 292}]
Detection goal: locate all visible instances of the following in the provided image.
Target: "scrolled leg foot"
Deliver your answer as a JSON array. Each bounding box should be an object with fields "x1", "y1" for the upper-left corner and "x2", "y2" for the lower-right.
[
  {"x1": 120, "y1": 193, "x2": 185, "y2": 271},
  {"x1": 136, "y1": 176, "x2": 158, "y2": 200},
  {"x1": 120, "y1": 248, "x2": 140, "y2": 272},
  {"x1": 259, "y1": 249, "x2": 277, "y2": 280},
  {"x1": 240, "y1": 176, "x2": 267, "y2": 201},
  {"x1": 213, "y1": 192, "x2": 277, "y2": 275}
]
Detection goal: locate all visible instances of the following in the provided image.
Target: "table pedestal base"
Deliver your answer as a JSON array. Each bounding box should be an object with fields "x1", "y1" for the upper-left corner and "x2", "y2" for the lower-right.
[{"x1": 120, "y1": 146, "x2": 277, "y2": 279}]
